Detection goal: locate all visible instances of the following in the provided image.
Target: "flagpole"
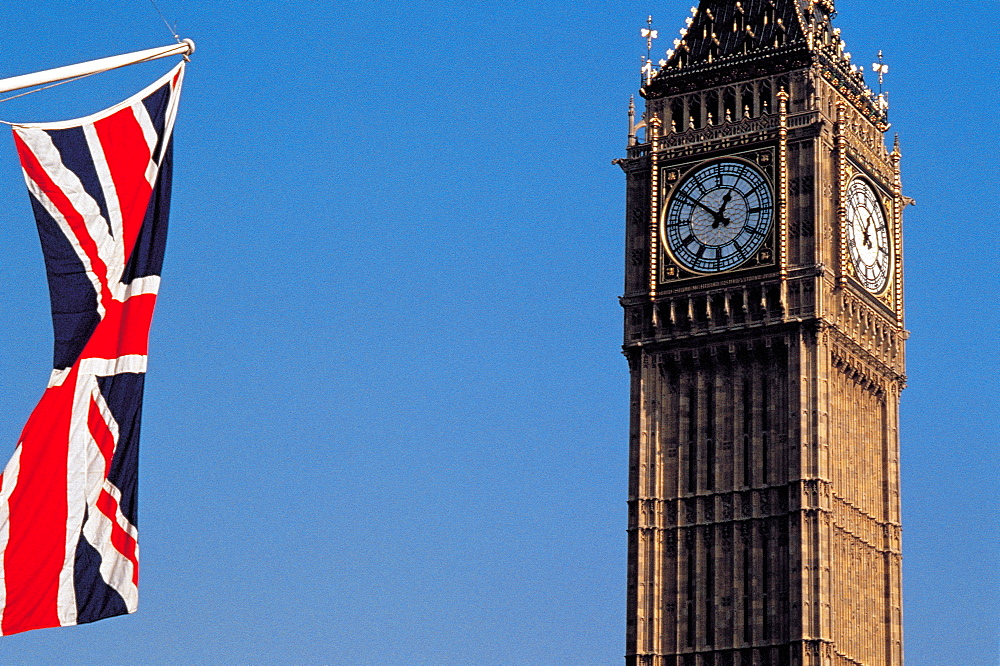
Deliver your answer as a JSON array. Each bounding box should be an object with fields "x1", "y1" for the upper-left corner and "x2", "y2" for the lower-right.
[{"x1": 0, "y1": 39, "x2": 194, "y2": 95}]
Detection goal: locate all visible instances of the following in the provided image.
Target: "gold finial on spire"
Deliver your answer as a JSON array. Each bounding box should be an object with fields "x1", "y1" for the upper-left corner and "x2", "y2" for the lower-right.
[
  {"x1": 628, "y1": 96, "x2": 636, "y2": 147},
  {"x1": 641, "y1": 58, "x2": 654, "y2": 85},
  {"x1": 873, "y1": 50, "x2": 889, "y2": 91},
  {"x1": 641, "y1": 16, "x2": 658, "y2": 61},
  {"x1": 873, "y1": 50, "x2": 890, "y2": 116},
  {"x1": 640, "y1": 16, "x2": 659, "y2": 85},
  {"x1": 777, "y1": 86, "x2": 789, "y2": 106}
]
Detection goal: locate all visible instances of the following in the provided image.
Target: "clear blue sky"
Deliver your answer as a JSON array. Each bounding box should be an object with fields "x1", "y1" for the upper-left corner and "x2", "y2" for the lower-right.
[{"x1": 0, "y1": 1, "x2": 995, "y2": 663}]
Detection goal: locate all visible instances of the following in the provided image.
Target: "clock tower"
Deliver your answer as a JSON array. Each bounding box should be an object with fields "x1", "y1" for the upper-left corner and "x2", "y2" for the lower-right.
[{"x1": 618, "y1": 2, "x2": 906, "y2": 665}]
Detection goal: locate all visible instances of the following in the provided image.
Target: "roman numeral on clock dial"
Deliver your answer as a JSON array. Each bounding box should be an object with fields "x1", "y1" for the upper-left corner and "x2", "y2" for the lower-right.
[{"x1": 662, "y1": 159, "x2": 774, "y2": 275}]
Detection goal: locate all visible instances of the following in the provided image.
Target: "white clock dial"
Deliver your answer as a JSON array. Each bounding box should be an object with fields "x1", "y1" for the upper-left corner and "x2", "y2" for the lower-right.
[
  {"x1": 845, "y1": 178, "x2": 891, "y2": 294},
  {"x1": 662, "y1": 160, "x2": 774, "y2": 274}
]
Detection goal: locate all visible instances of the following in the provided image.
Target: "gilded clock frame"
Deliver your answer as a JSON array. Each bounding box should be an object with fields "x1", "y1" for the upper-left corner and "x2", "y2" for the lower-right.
[
  {"x1": 841, "y1": 159, "x2": 897, "y2": 311},
  {"x1": 834, "y1": 102, "x2": 903, "y2": 324},
  {"x1": 657, "y1": 146, "x2": 779, "y2": 285},
  {"x1": 844, "y1": 174, "x2": 892, "y2": 297}
]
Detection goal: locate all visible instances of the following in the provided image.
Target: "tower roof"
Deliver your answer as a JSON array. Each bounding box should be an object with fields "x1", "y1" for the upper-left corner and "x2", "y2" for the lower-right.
[
  {"x1": 642, "y1": 0, "x2": 887, "y2": 127},
  {"x1": 642, "y1": 0, "x2": 828, "y2": 99},
  {"x1": 665, "y1": 0, "x2": 809, "y2": 69}
]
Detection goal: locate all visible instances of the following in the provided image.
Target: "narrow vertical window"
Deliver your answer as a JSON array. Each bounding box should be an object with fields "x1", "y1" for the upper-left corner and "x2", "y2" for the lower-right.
[
  {"x1": 743, "y1": 376, "x2": 753, "y2": 487},
  {"x1": 760, "y1": 79, "x2": 772, "y2": 115},
  {"x1": 742, "y1": 532, "x2": 752, "y2": 644},
  {"x1": 762, "y1": 522, "x2": 771, "y2": 640},
  {"x1": 689, "y1": 96, "x2": 702, "y2": 129},
  {"x1": 689, "y1": 385, "x2": 699, "y2": 494},
  {"x1": 671, "y1": 99, "x2": 684, "y2": 133},
  {"x1": 707, "y1": 90, "x2": 721, "y2": 125},
  {"x1": 741, "y1": 87, "x2": 754, "y2": 119},
  {"x1": 761, "y1": 372, "x2": 770, "y2": 485},
  {"x1": 706, "y1": 533, "x2": 716, "y2": 646},
  {"x1": 724, "y1": 87, "x2": 737, "y2": 122},
  {"x1": 687, "y1": 531, "x2": 698, "y2": 647},
  {"x1": 707, "y1": 381, "x2": 716, "y2": 490}
]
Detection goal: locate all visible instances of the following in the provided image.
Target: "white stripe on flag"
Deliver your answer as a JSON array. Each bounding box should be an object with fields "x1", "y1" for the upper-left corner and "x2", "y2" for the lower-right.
[
  {"x1": 16, "y1": 128, "x2": 125, "y2": 300},
  {"x1": 82, "y1": 123, "x2": 128, "y2": 298},
  {"x1": 0, "y1": 444, "x2": 24, "y2": 634},
  {"x1": 129, "y1": 102, "x2": 160, "y2": 188},
  {"x1": 19, "y1": 172, "x2": 107, "y2": 320},
  {"x1": 159, "y1": 65, "x2": 185, "y2": 166},
  {"x1": 49, "y1": 355, "x2": 149, "y2": 388},
  {"x1": 82, "y1": 481, "x2": 138, "y2": 612},
  {"x1": 58, "y1": 375, "x2": 102, "y2": 626},
  {"x1": 123, "y1": 275, "x2": 160, "y2": 298},
  {"x1": 80, "y1": 355, "x2": 148, "y2": 378}
]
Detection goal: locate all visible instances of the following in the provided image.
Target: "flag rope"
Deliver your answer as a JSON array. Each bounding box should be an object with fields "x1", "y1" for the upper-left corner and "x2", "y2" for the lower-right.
[
  {"x1": 0, "y1": 71, "x2": 116, "y2": 113},
  {"x1": 0, "y1": 42, "x2": 192, "y2": 124},
  {"x1": 147, "y1": 0, "x2": 183, "y2": 44}
]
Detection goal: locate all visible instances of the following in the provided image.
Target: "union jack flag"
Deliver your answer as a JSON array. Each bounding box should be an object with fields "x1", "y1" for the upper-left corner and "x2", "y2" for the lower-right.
[{"x1": 0, "y1": 62, "x2": 184, "y2": 636}]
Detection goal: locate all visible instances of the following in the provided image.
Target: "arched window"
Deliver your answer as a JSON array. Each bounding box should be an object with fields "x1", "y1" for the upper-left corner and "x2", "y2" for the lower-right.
[
  {"x1": 741, "y1": 86, "x2": 755, "y2": 118},
  {"x1": 671, "y1": 98, "x2": 684, "y2": 133},
  {"x1": 724, "y1": 87, "x2": 738, "y2": 122},
  {"x1": 760, "y1": 79, "x2": 772, "y2": 115},
  {"x1": 688, "y1": 96, "x2": 701, "y2": 129},
  {"x1": 706, "y1": 90, "x2": 721, "y2": 125},
  {"x1": 776, "y1": 75, "x2": 790, "y2": 97}
]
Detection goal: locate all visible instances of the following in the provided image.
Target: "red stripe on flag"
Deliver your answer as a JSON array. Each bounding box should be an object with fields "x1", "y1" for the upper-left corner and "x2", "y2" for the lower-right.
[
  {"x1": 93, "y1": 108, "x2": 153, "y2": 263},
  {"x1": 12, "y1": 133, "x2": 113, "y2": 305},
  {"x1": 95, "y1": 490, "x2": 139, "y2": 586},
  {"x1": 1, "y1": 369, "x2": 77, "y2": 635},
  {"x1": 79, "y1": 293, "x2": 158, "y2": 361},
  {"x1": 88, "y1": 400, "x2": 115, "y2": 478}
]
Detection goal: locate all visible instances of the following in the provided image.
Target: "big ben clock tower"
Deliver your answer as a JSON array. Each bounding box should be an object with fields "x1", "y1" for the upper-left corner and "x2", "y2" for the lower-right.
[{"x1": 618, "y1": 2, "x2": 906, "y2": 665}]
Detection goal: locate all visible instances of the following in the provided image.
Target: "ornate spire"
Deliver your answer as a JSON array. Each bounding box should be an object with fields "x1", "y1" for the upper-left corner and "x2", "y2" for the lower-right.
[
  {"x1": 628, "y1": 95, "x2": 636, "y2": 147},
  {"x1": 641, "y1": 0, "x2": 889, "y2": 129},
  {"x1": 658, "y1": 0, "x2": 807, "y2": 72}
]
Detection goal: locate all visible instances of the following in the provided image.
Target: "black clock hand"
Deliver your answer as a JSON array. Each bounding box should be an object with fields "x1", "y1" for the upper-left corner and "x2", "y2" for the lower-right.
[
  {"x1": 718, "y1": 192, "x2": 732, "y2": 216},
  {"x1": 716, "y1": 192, "x2": 733, "y2": 227},
  {"x1": 688, "y1": 191, "x2": 734, "y2": 228},
  {"x1": 690, "y1": 198, "x2": 722, "y2": 218},
  {"x1": 711, "y1": 192, "x2": 736, "y2": 228}
]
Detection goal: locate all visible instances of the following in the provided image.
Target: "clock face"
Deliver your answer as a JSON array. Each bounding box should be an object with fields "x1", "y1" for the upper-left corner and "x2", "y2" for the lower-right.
[
  {"x1": 663, "y1": 160, "x2": 774, "y2": 274},
  {"x1": 845, "y1": 178, "x2": 891, "y2": 294}
]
